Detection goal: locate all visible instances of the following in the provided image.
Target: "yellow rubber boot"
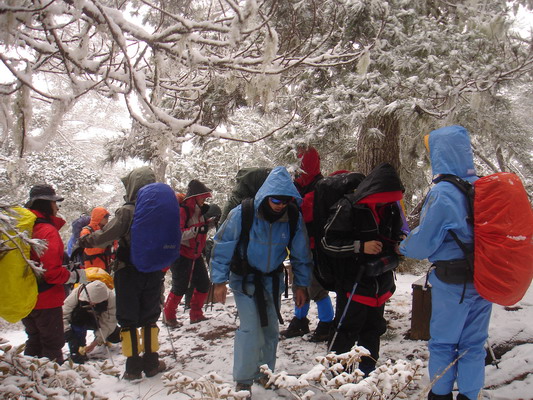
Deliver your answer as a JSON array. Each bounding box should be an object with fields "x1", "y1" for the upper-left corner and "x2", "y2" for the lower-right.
[
  {"x1": 141, "y1": 325, "x2": 159, "y2": 353},
  {"x1": 120, "y1": 327, "x2": 144, "y2": 380},
  {"x1": 120, "y1": 327, "x2": 143, "y2": 357}
]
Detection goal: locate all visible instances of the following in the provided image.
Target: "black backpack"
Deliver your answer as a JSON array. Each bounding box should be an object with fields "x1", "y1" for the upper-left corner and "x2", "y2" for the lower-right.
[
  {"x1": 220, "y1": 167, "x2": 272, "y2": 224},
  {"x1": 313, "y1": 172, "x2": 365, "y2": 290}
]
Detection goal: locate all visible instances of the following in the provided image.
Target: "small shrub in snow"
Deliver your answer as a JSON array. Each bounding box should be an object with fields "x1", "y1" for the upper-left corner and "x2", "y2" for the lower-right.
[
  {"x1": 162, "y1": 346, "x2": 423, "y2": 399},
  {"x1": 0, "y1": 343, "x2": 119, "y2": 399}
]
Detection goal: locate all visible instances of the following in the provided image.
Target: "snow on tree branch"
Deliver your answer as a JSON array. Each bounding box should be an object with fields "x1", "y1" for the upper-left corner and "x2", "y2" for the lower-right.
[{"x1": 0, "y1": 0, "x2": 362, "y2": 151}]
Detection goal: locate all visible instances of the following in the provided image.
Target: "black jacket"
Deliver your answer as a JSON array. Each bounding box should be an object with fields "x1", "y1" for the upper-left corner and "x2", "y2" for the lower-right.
[{"x1": 321, "y1": 163, "x2": 404, "y2": 305}]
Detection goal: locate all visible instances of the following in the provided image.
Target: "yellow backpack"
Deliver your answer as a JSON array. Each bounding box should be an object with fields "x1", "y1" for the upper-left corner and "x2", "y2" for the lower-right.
[{"x1": 0, "y1": 206, "x2": 39, "y2": 323}]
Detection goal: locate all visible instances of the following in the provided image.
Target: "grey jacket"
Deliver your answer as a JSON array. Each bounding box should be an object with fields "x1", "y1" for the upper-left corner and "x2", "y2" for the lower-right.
[{"x1": 80, "y1": 166, "x2": 156, "y2": 271}]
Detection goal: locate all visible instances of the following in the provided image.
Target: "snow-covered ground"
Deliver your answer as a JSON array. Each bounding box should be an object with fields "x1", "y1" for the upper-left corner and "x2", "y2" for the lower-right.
[{"x1": 1, "y1": 273, "x2": 532, "y2": 399}]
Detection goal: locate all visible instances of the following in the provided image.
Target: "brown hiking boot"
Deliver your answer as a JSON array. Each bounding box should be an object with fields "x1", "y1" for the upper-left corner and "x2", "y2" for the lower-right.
[
  {"x1": 190, "y1": 315, "x2": 208, "y2": 324},
  {"x1": 145, "y1": 360, "x2": 166, "y2": 378},
  {"x1": 163, "y1": 314, "x2": 181, "y2": 328},
  {"x1": 123, "y1": 371, "x2": 143, "y2": 380},
  {"x1": 124, "y1": 355, "x2": 143, "y2": 380}
]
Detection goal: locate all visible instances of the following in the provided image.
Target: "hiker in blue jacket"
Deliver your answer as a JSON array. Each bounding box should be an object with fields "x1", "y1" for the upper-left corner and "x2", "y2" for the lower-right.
[
  {"x1": 400, "y1": 125, "x2": 493, "y2": 400},
  {"x1": 211, "y1": 166, "x2": 313, "y2": 397}
]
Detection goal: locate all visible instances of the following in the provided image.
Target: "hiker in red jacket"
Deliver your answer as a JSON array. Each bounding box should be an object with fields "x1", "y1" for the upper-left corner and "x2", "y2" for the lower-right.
[
  {"x1": 163, "y1": 179, "x2": 216, "y2": 326},
  {"x1": 22, "y1": 184, "x2": 88, "y2": 364},
  {"x1": 281, "y1": 147, "x2": 335, "y2": 342}
]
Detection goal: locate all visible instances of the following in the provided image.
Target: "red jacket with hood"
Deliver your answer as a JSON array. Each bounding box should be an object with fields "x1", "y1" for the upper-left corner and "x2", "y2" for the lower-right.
[
  {"x1": 30, "y1": 210, "x2": 69, "y2": 309},
  {"x1": 294, "y1": 147, "x2": 323, "y2": 248},
  {"x1": 179, "y1": 180, "x2": 212, "y2": 259}
]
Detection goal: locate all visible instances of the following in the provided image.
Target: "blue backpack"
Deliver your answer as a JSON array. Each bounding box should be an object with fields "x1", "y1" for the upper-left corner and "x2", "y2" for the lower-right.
[
  {"x1": 130, "y1": 183, "x2": 181, "y2": 272},
  {"x1": 67, "y1": 214, "x2": 91, "y2": 257}
]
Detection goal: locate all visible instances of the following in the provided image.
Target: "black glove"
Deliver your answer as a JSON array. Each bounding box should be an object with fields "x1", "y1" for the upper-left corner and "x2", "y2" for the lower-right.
[
  {"x1": 76, "y1": 235, "x2": 88, "y2": 249},
  {"x1": 198, "y1": 224, "x2": 209, "y2": 235},
  {"x1": 70, "y1": 244, "x2": 85, "y2": 263}
]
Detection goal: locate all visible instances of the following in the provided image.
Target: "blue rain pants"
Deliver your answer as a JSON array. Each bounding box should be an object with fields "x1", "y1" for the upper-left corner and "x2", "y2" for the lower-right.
[
  {"x1": 428, "y1": 270, "x2": 492, "y2": 399},
  {"x1": 230, "y1": 272, "x2": 281, "y2": 385}
]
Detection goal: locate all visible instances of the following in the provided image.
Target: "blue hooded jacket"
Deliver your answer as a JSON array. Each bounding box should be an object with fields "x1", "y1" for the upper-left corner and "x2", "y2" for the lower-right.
[
  {"x1": 210, "y1": 166, "x2": 312, "y2": 288},
  {"x1": 400, "y1": 125, "x2": 478, "y2": 262}
]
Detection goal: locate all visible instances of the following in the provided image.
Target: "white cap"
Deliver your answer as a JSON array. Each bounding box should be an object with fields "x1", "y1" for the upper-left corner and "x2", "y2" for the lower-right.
[{"x1": 79, "y1": 280, "x2": 109, "y2": 304}]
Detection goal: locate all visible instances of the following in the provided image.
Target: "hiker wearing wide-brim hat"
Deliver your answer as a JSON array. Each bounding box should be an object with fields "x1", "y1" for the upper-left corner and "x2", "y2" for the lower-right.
[
  {"x1": 22, "y1": 183, "x2": 88, "y2": 365},
  {"x1": 163, "y1": 179, "x2": 215, "y2": 327},
  {"x1": 25, "y1": 184, "x2": 65, "y2": 208}
]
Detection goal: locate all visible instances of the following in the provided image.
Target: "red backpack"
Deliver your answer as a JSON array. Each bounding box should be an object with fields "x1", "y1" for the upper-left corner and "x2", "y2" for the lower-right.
[{"x1": 437, "y1": 172, "x2": 533, "y2": 306}]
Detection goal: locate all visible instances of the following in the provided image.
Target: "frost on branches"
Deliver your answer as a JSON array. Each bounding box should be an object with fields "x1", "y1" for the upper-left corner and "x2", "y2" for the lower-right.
[
  {"x1": 0, "y1": 0, "x2": 361, "y2": 153},
  {"x1": 162, "y1": 346, "x2": 424, "y2": 399}
]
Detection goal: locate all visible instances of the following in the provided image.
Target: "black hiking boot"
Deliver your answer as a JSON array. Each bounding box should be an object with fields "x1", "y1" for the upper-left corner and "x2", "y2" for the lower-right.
[
  {"x1": 456, "y1": 394, "x2": 471, "y2": 400},
  {"x1": 235, "y1": 383, "x2": 252, "y2": 399},
  {"x1": 69, "y1": 352, "x2": 89, "y2": 364},
  {"x1": 428, "y1": 391, "x2": 453, "y2": 400},
  {"x1": 309, "y1": 321, "x2": 334, "y2": 342},
  {"x1": 280, "y1": 317, "x2": 310, "y2": 338}
]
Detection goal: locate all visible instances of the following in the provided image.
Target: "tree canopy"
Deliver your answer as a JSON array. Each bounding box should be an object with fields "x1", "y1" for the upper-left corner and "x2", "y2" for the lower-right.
[{"x1": 1, "y1": 0, "x2": 532, "y2": 216}]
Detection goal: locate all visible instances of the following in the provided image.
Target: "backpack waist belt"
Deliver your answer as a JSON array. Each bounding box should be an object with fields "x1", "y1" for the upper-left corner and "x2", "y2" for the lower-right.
[
  {"x1": 433, "y1": 259, "x2": 473, "y2": 285},
  {"x1": 234, "y1": 264, "x2": 284, "y2": 328}
]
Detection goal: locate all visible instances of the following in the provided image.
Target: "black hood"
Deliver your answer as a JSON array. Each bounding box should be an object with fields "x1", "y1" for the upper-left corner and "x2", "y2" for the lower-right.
[
  {"x1": 351, "y1": 163, "x2": 404, "y2": 203},
  {"x1": 184, "y1": 179, "x2": 212, "y2": 200}
]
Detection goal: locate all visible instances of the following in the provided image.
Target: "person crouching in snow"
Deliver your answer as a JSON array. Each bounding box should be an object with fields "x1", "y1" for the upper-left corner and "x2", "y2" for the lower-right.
[{"x1": 63, "y1": 280, "x2": 120, "y2": 364}]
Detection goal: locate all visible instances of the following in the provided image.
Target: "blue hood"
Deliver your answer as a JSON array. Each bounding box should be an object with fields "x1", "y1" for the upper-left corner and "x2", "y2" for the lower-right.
[
  {"x1": 428, "y1": 125, "x2": 476, "y2": 179},
  {"x1": 254, "y1": 166, "x2": 302, "y2": 210}
]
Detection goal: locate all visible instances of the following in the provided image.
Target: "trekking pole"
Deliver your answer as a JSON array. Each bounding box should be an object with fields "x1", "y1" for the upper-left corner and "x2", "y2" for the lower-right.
[
  {"x1": 164, "y1": 322, "x2": 179, "y2": 362},
  {"x1": 327, "y1": 281, "x2": 359, "y2": 354},
  {"x1": 327, "y1": 262, "x2": 367, "y2": 354},
  {"x1": 160, "y1": 295, "x2": 179, "y2": 362},
  {"x1": 82, "y1": 286, "x2": 115, "y2": 366},
  {"x1": 204, "y1": 282, "x2": 215, "y2": 312},
  {"x1": 486, "y1": 339, "x2": 500, "y2": 369}
]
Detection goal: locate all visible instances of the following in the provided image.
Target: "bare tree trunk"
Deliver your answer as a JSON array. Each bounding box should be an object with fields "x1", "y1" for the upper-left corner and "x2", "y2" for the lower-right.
[
  {"x1": 354, "y1": 114, "x2": 401, "y2": 175},
  {"x1": 152, "y1": 157, "x2": 168, "y2": 183}
]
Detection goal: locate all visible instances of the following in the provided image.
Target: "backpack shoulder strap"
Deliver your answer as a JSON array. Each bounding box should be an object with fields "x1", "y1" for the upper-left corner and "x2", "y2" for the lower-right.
[
  {"x1": 434, "y1": 174, "x2": 475, "y2": 303},
  {"x1": 240, "y1": 198, "x2": 254, "y2": 261},
  {"x1": 34, "y1": 217, "x2": 52, "y2": 226},
  {"x1": 180, "y1": 203, "x2": 191, "y2": 228},
  {"x1": 287, "y1": 202, "x2": 299, "y2": 250},
  {"x1": 434, "y1": 174, "x2": 474, "y2": 221}
]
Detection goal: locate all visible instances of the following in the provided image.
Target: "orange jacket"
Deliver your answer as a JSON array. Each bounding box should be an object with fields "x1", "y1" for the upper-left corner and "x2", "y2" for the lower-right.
[{"x1": 81, "y1": 207, "x2": 115, "y2": 271}]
